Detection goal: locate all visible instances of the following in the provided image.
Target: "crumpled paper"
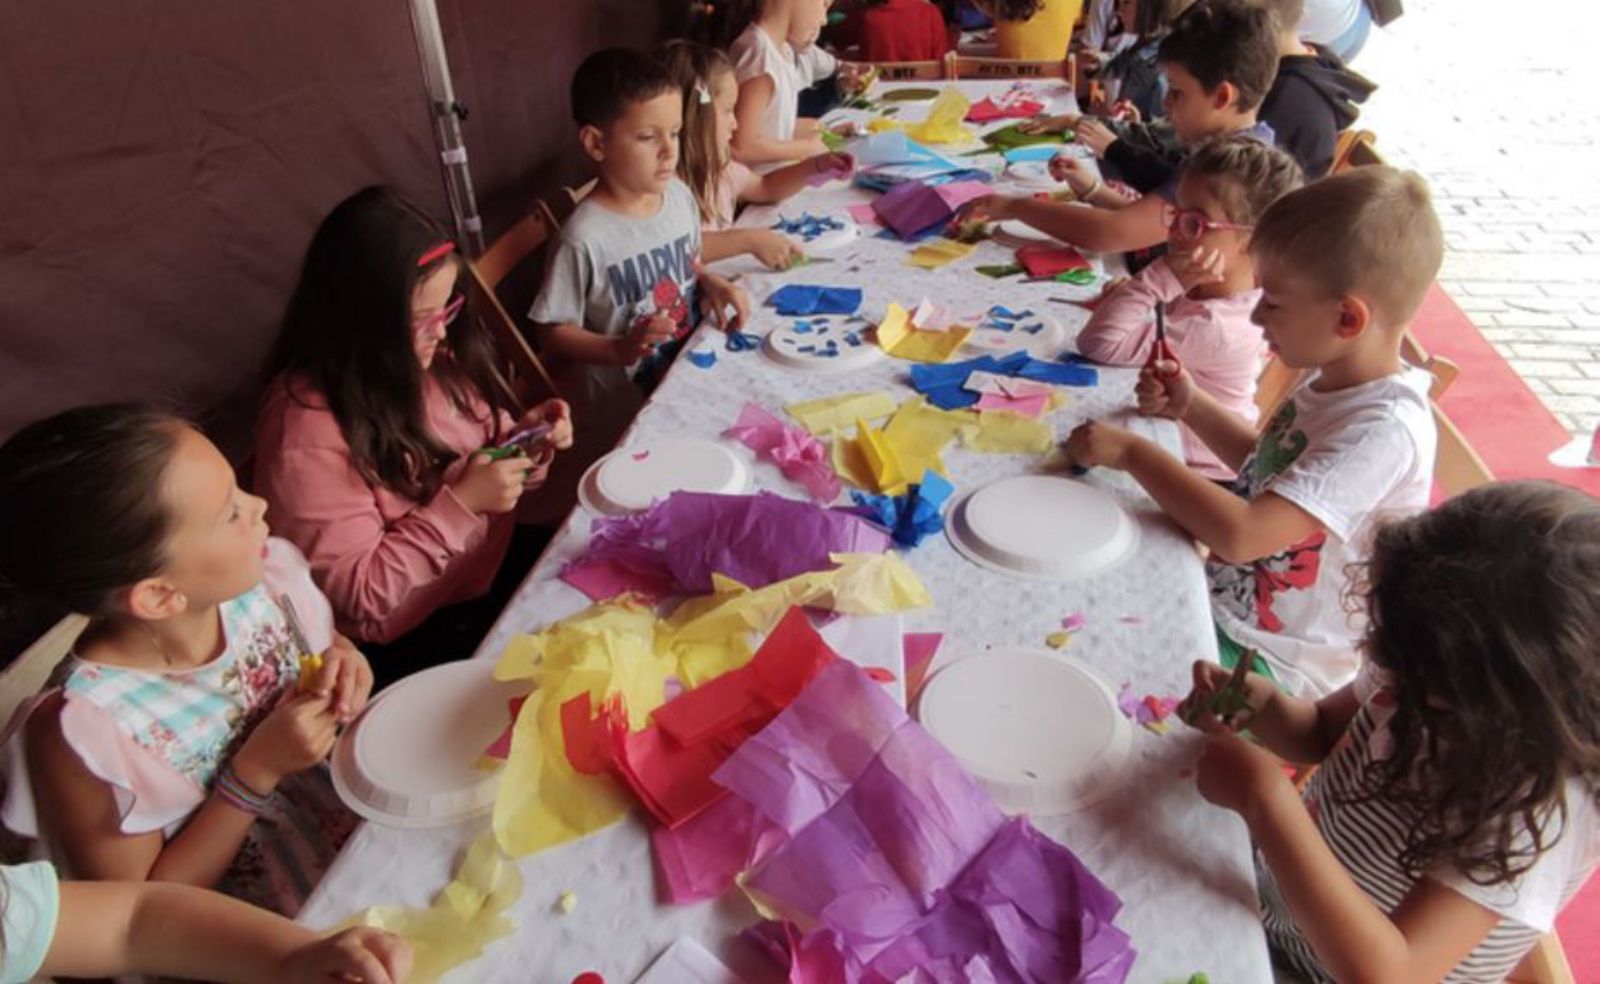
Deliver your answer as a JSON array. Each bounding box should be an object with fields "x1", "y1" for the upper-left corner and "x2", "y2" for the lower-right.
[
  {"x1": 769, "y1": 284, "x2": 864, "y2": 316},
  {"x1": 345, "y1": 833, "x2": 523, "y2": 984},
  {"x1": 851, "y1": 470, "x2": 955, "y2": 548},
  {"x1": 717, "y1": 661, "x2": 1137, "y2": 982},
  {"x1": 724, "y1": 403, "x2": 841, "y2": 502},
  {"x1": 876, "y1": 302, "x2": 973, "y2": 363}
]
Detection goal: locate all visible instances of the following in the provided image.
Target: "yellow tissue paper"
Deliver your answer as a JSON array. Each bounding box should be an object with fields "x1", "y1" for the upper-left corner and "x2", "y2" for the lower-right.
[
  {"x1": 907, "y1": 238, "x2": 976, "y2": 270},
  {"x1": 963, "y1": 410, "x2": 1058, "y2": 455},
  {"x1": 883, "y1": 397, "x2": 975, "y2": 467},
  {"x1": 871, "y1": 89, "x2": 976, "y2": 145},
  {"x1": 786, "y1": 391, "x2": 898, "y2": 435},
  {"x1": 857, "y1": 415, "x2": 912, "y2": 494},
  {"x1": 347, "y1": 832, "x2": 522, "y2": 984},
  {"x1": 875, "y1": 302, "x2": 974, "y2": 364},
  {"x1": 830, "y1": 426, "x2": 878, "y2": 492}
]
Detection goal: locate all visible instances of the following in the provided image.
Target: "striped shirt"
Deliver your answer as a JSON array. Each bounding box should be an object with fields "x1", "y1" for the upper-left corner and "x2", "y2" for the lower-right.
[{"x1": 1261, "y1": 690, "x2": 1600, "y2": 982}]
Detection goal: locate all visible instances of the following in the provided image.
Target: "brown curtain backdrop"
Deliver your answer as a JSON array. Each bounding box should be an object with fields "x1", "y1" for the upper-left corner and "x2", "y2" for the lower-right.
[{"x1": 0, "y1": 0, "x2": 681, "y2": 652}]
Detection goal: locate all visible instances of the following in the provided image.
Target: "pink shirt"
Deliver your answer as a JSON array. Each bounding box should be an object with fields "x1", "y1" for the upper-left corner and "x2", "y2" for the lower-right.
[
  {"x1": 1076, "y1": 260, "x2": 1265, "y2": 480},
  {"x1": 253, "y1": 373, "x2": 515, "y2": 644},
  {"x1": 712, "y1": 160, "x2": 759, "y2": 229}
]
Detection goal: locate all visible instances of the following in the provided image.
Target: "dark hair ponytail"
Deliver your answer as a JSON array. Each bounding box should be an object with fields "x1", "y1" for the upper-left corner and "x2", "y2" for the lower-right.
[
  {"x1": 0, "y1": 404, "x2": 184, "y2": 616},
  {"x1": 265, "y1": 186, "x2": 517, "y2": 502}
]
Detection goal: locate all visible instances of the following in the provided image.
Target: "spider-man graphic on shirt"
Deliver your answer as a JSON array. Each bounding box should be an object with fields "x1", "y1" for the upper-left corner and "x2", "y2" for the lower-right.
[{"x1": 1209, "y1": 400, "x2": 1326, "y2": 632}]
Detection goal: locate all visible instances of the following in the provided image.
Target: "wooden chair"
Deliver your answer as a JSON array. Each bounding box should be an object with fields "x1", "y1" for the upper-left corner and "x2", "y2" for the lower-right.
[
  {"x1": 0, "y1": 615, "x2": 82, "y2": 739},
  {"x1": 1255, "y1": 331, "x2": 1460, "y2": 423},
  {"x1": 1253, "y1": 355, "x2": 1304, "y2": 421},
  {"x1": 844, "y1": 58, "x2": 949, "y2": 82},
  {"x1": 1431, "y1": 401, "x2": 1494, "y2": 496},
  {"x1": 467, "y1": 200, "x2": 563, "y2": 405},
  {"x1": 1331, "y1": 129, "x2": 1382, "y2": 173},
  {"x1": 946, "y1": 52, "x2": 1076, "y2": 82},
  {"x1": 1509, "y1": 933, "x2": 1577, "y2": 984}
]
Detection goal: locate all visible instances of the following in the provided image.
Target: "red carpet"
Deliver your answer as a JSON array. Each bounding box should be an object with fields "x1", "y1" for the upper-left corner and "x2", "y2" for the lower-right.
[
  {"x1": 1412, "y1": 284, "x2": 1600, "y2": 978},
  {"x1": 1412, "y1": 284, "x2": 1600, "y2": 496}
]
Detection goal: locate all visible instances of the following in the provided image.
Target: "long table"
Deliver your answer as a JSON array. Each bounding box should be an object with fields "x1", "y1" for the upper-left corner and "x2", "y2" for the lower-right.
[{"x1": 299, "y1": 80, "x2": 1272, "y2": 984}]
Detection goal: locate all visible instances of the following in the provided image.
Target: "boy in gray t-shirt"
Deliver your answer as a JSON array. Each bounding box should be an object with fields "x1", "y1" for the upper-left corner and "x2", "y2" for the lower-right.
[{"x1": 529, "y1": 49, "x2": 748, "y2": 411}]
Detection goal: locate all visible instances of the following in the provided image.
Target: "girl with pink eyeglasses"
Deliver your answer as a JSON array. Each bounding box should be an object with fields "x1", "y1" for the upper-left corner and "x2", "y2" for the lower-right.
[
  {"x1": 254, "y1": 187, "x2": 572, "y2": 685},
  {"x1": 1075, "y1": 137, "x2": 1300, "y2": 480}
]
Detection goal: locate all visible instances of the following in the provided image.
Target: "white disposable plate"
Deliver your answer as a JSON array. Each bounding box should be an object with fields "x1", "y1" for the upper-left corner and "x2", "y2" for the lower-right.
[
  {"x1": 964, "y1": 307, "x2": 1069, "y2": 359},
  {"x1": 946, "y1": 475, "x2": 1138, "y2": 581},
  {"x1": 330, "y1": 659, "x2": 527, "y2": 828},
  {"x1": 578, "y1": 439, "x2": 752, "y2": 516},
  {"x1": 761, "y1": 315, "x2": 884, "y2": 373},
  {"x1": 1002, "y1": 159, "x2": 1059, "y2": 190},
  {"x1": 918, "y1": 647, "x2": 1131, "y2": 814},
  {"x1": 771, "y1": 212, "x2": 860, "y2": 253},
  {"x1": 994, "y1": 218, "x2": 1057, "y2": 245}
]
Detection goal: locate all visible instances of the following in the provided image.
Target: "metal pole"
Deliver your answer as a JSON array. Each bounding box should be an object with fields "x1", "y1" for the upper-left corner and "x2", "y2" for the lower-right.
[{"x1": 407, "y1": 0, "x2": 486, "y2": 255}]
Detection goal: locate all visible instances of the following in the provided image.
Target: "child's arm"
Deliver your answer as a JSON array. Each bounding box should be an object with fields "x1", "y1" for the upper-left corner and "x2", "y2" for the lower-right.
[
  {"x1": 1139, "y1": 362, "x2": 1261, "y2": 471},
  {"x1": 732, "y1": 75, "x2": 829, "y2": 165},
  {"x1": 1200, "y1": 736, "x2": 1505, "y2": 982},
  {"x1": 742, "y1": 153, "x2": 853, "y2": 204},
  {"x1": 535, "y1": 319, "x2": 670, "y2": 366},
  {"x1": 42, "y1": 880, "x2": 410, "y2": 983},
  {"x1": 27, "y1": 691, "x2": 337, "y2": 889},
  {"x1": 1066, "y1": 423, "x2": 1323, "y2": 564},
  {"x1": 958, "y1": 192, "x2": 1168, "y2": 255},
  {"x1": 1075, "y1": 261, "x2": 1182, "y2": 365},
  {"x1": 701, "y1": 229, "x2": 803, "y2": 271}
]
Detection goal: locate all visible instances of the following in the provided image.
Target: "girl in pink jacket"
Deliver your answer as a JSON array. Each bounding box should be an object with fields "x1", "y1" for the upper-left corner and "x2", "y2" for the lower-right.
[
  {"x1": 254, "y1": 188, "x2": 572, "y2": 684},
  {"x1": 1076, "y1": 136, "x2": 1302, "y2": 480}
]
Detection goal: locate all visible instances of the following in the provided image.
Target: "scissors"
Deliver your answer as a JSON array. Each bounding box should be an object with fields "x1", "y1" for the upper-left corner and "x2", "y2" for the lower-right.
[
  {"x1": 1144, "y1": 302, "x2": 1179, "y2": 377},
  {"x1": 1209, "y1": 652, "x2": 1256, "y2": 727},
  {"x1": 479, "y1": 421, "x2": 554, "y2": 462},
  {"x1": 279, "y1": 594, "x2": 324, "y2": 694}
]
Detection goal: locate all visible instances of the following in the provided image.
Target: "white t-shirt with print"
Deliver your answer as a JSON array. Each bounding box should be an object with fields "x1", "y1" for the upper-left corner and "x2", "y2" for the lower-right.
[
  {"x1": 1208, "y1": 367, "x2": 1437, "y2": 697},
  {"x1": 1263, "y1": 670, "x2": 1600, "y2": 982}
]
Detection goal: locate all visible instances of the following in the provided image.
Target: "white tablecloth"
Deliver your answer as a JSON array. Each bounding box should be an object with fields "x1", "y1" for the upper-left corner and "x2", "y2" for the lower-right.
[{"x1": 299, "y1": 81, "x2": 1272, "y2": 984}]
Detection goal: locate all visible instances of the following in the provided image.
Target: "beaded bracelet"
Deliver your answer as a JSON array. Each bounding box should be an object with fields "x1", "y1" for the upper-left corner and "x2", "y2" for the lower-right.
[{"x1": 214, "y1": 765, "x2": 272, "y2": 817}]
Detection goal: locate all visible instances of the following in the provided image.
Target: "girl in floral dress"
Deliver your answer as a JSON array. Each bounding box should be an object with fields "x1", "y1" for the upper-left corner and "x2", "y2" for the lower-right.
[{"x1": 0, "y1": 404, "x2": 374, "y2": 915}]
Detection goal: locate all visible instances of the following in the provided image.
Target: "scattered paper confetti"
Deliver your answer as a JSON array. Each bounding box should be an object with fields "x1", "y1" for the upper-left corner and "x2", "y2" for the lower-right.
[
  {"x1": 1115, "y1": 683, "x2": 1184, "y2": 736},
  {"x1": 557, "y1": 891, "x2": 577, "y2": 914},
  {"x1": 724, "y1": 330, "x2": 759, "y2": 352},
  {"x1": 1061, "y1": 613, "x2": 1086, "y2": 632},
  {"x1": 976, "y1": 262, "x2": 1025, "y2": 279},
  {"x1": 771, "y1": 212, "x2": 846, "y2": 242},
  {"x1": 686, "y1": 347, "x2": 716, "y2": 369},
  {"x1": 1045, "y1": 631, "x2": 1071, "y2": 649}
]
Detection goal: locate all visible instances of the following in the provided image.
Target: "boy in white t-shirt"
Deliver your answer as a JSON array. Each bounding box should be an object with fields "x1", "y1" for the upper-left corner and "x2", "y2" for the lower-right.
[{"x1": 1066, "y1": 166, "x2": 1444, "y2": 696}]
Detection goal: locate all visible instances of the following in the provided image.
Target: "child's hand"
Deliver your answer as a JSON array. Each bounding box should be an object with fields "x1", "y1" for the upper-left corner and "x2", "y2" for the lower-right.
[
  {"x1": 1195, "y1": 732, "x2": 1290, "y2": 817},
  {"x1": 1135, "y1": 362, "x2": 1196, "y2": 420},
  {"x1": 749, "y1": 230, "x2": 804, "y2": 271},
  {"x1": 234, "y1": 692, "x2": 339, "y2": 792},
  {"x1": 1064, "y1": 420, "x2": 1139, "y2": 470},
  {"x1": 955, "y1": 194, "x2": 1017, "y2": 225},
  {"x1": 519, "y1": 399, "x2": 574, "y2": 451},
  {"x1": 1018, "y1": 113, "x2": 1075, "y2": 135},
  {"x1": 1177, "y1": 659, "x2": 1271, "y2": 735},
  {"x1": 1099, "y1": 276, "x2": 1130, "y2": 299},
  {"x1": 1048, "y1": 155, "x2": 1100, "y2": 199},
  {"x1": 1167, "y1": 248, "x2": 1226, "y2": 294},
  {"x1": 1108, "y1": 99, "x2": 1141, "y2": 123},
  {"x1": 308, "y1": 635, "x2": 374, "y2": 724},
  {"x1": 809, "y1": 151, "x2": 855, "y2": 183},
  {"x1": 613, "y1": 312, "x2": 677, "y2": 364},
  {"x1": 1073, "y1": 117, "x2": 1118, "y2": 157},
  {"x1": 450, "y1": 452, "x2": 534, "y2": 514},
  {"x1": 839, "y1": 62, "x2": 876, "y2": 96},
  {"x1": 795, "y1": 117, "x2": 822, "y2": 139},
  {"x1": 699, "y1": 273, "x2": 751, "y2": 333},
  {"x1": 280, "y1": 926, "x2": 413, "y2": 984}
]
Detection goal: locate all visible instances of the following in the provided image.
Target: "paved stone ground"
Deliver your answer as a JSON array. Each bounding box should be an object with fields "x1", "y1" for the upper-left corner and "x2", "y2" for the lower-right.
[{"x1": 1351, "y1": 0, "x2": 1600, "y2": 439}]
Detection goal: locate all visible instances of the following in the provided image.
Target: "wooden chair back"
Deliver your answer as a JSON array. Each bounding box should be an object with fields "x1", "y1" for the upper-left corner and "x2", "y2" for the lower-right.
[
  {"x1": 467, "y1": 199, "x2": 563, "y2": 404},
  {"x1": 946, "y1": 52, "x2": 1076, "y2": 82},
  {"x1": 848, "y1": 58, "x2": 949, "y2": 81},
  {"x1": 1331, "y1": 129, "x2": 1382, "y2": 173}
]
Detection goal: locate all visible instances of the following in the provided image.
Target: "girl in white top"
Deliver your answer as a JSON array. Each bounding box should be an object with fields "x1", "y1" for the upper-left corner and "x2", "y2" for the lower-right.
[
  {"x1": 660, "y1": 40, "x2": 855, "y2": 269},
  {"x1": 728, "y1": 0, "x2": 836, "y2": 166},
  {"x1": 0, "y1": 861, "x2": 410, "y2": 983},
  {"x1": 1181, "y1": 481, "x2": 1600, "y2": 983}
]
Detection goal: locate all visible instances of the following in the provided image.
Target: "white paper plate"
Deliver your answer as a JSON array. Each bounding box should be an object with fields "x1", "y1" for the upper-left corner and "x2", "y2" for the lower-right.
[
  {"x1": 771, "y1": 212, "x2": 860, "y2": 253},
  {"x1": 946, "y1": 475, "x2": 1138, "y2": 580},
  {"x1": 330, "y1": 660, "x2": 527, "y2": 828},
  {"x1": 964, "y1": 307, "x2": 1069, "y2": 359},
  {"x1": 994, "y1": 218, "x2": 1057, "y2": 245},
  {"x1": 578, "y1": 439, "x2": 752, "y2": 515},
  {"x1": 1002, "y1": 159, "x2": 1059, "y2": 190},
  {"x1": 761, "y1": 315, "x2": 884, "y2": 373},
  {"x1": 918, "y1": 647, "x2": 1131, "y2": 814}
]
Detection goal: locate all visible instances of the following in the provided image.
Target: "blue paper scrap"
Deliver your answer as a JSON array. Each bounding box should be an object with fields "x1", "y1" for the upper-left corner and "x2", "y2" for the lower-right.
[{"x1": 768, "y1": 284, "x2": 864, "y2": 317}]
